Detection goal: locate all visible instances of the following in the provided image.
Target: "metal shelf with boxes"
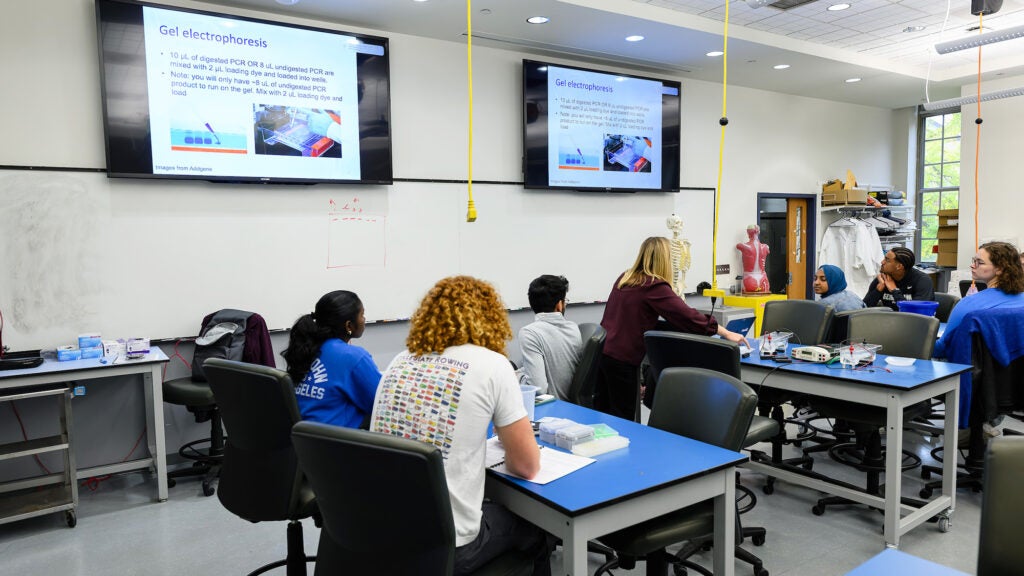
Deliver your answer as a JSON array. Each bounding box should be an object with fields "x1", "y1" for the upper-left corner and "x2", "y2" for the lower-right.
[
  {"x1": 0, "y1": 386, "x2": 78, "y2": 528},
  {"x1": 820, "y1": 184, "x2": 918, "y2": 253}
]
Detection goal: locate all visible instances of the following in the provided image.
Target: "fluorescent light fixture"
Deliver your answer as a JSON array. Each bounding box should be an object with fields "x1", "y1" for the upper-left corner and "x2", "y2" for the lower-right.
[
  {"x1": 773, "y1": 64, "x2": 790, "y2": 70},
  {"x1": 845, "y1": 77, "x2": 861, "y2": 83},
  {"x1": 706, "y1": 51, "x2": 724, "y2": 57},
  {"x1": 935, "y1": 23, "x2": 1024, "y2": 53},
  {"x1": 922, "y1": 86, "x2": 1024, "y2": 111},
  {"x1": 276, "y1": 0, "x2": 300, "y2": 4},
  {"x1": 828, "y1": 3, "x2": 851, "y2": 11},
  {"x1": 526, "y1": 16, "x2": 549, "y2": 24},
  {"x1": 625, "y1": 35, "x2": 645, "y2": 42}
]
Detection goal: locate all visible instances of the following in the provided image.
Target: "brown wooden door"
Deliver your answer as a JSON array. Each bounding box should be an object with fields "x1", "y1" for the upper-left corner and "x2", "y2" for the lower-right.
[{"x1": 786, "y1": 199, "x2": 808, "y2": 300}]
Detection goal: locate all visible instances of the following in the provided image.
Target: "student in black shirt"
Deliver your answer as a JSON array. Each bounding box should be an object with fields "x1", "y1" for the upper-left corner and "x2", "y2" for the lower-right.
[{"x1": 863, "y1": 247, "x2": 935, "y2": 310}]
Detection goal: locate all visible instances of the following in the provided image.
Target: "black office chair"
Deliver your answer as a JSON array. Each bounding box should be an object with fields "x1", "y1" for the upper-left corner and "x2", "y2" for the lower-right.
[
  {"x1": 977, "y1": 436, "x2": 1024, "y2": 576},
  {"x1": 644, "y1": 332, "x2": 779, "y2": 508},
  {"x1": 934, "y1": 292, "x2": 959, "y2": 323},
  {"x1": 594, "y1": 367, "x2": 760, "y2": 576},
  {"x1": 755, "y1": 300, "x2": 835, "y2": 493},
  {"x1": 566, "y1": 323, "x2": 606, "y2": 408},
  {"x1": 291, "y1": 421, "x2": 534, "y2": 576},
  {"x1": 808, "y1": 311, "x2": 938, "y2": 516},
  {"x1": 825, "y1": 307, "x2": 891, "y2": 344},
  {"x1": 163, "y1": 309, "x2": 274, "y2": 496},
  {"x1": 643, "y1": 331, "x2": 775, "y2": 576},
  {"x1": 204, "y1": 358, "x2": 317, "y2": 576},
  {"x1": 959, "y1": 279, "x2": 987, "y2": 297}
]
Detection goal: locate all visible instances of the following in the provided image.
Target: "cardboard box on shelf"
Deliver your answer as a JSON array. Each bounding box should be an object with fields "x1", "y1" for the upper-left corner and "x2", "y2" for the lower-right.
[
  {"x1": 845, "y1": 189, "x2": 868, "y2": 204},
  {"x1": 938, "y1": 239, "x2": 958, "y2": 253},
  {"x1": 938, "y1": 209, "x2": 959, "y2": 227},
  {"x1": 936, "y1": 252, "x2": 957, "y2": 267},
  {"x1": 821, "y1": 188, "x2": 869, "y2": 206},
  {"x1": 937, "y1": 226, "x2": 959, "y2": 240}
]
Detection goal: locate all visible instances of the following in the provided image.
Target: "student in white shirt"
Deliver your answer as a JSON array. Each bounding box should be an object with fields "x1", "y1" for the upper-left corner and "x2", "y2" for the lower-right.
[
  {"x1": 370, "y1": 276, "x2": 551, "y2": 575},
  {"x1": 518, "y1": 275, "x2": 582, "y2": 400}
]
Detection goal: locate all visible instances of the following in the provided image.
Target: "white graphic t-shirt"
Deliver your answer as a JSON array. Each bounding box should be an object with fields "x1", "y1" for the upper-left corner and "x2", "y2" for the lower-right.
[{"x1": 370, "y1": 343, "x2": 526, "y2": 546}]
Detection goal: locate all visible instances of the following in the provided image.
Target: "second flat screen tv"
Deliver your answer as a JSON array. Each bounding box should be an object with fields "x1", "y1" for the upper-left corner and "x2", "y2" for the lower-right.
[{"x1": 523, "y1": 59, "x2": 681, "y2": 193}]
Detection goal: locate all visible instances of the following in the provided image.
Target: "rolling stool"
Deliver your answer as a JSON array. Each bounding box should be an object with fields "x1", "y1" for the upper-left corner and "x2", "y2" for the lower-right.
[{"x1": 163, "y1": 377, "x2": 223, "y2": 496}]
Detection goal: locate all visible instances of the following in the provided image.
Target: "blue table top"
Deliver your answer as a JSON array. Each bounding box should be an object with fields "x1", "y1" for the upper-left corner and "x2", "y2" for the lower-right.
[
  {"x1": 741, "y1": 344, "x2": 970, "y2": 391},
  {"x1": 845, "y1": 549, "x2": 968, "y2": 575},
  {"x1": 0, "y1": 350, "x2": 169, "y2": 379},
  {"x1": 488, "y1": 401, "x2": 747, "y2": 516}
]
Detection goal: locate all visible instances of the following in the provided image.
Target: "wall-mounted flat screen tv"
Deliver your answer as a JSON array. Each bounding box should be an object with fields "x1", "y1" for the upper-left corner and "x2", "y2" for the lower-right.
[
  {"x1": 522, "y1": 59, "x2": 680, "y2": 193},
  {"x1": 96, "y1": 0, "x2": 392, "y2": 184}
]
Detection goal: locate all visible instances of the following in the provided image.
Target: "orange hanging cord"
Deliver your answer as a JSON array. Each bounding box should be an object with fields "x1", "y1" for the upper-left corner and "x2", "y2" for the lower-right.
[{"x1": 971, "y1": 13, "x2": 983, "y2": 288}]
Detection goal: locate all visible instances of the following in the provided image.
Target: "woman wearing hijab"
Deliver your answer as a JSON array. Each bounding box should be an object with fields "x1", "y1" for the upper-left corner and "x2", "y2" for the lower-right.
[{"x1": 813, "y1": 265, "x2": 866, "y2": 312}]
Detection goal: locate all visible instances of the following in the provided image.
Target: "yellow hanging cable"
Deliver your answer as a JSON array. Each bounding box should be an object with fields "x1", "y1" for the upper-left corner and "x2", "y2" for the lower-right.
[
  {"x1": 465, "y1": 0, "x2": 477, "y2": 222},
  {"x1": 710, "y1": 0, "x2": 731, "y2": 292}
]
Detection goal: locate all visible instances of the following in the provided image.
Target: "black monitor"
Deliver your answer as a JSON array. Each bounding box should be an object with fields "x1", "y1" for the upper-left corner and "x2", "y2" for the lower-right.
[
  {"x1": 522, "y1": 59, "x2": 681, "y2": 193},
  {"x1": 96, "y1": 0, "x2": 392, "y2": 185}
]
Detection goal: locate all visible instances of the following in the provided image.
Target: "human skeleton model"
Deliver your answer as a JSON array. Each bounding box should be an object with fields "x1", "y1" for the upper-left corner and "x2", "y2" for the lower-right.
[
  {"x1": 736, "y1": 224, "x2": 771, "y2": 293},
  {"x1": 666, "y1": 214, "x2": 691, "y2": 298}
]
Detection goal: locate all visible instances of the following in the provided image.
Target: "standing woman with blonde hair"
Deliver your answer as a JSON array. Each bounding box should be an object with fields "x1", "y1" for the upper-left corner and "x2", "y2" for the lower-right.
[{"x1": 597, "y1": 237, "x2": 750, "y2": 419}]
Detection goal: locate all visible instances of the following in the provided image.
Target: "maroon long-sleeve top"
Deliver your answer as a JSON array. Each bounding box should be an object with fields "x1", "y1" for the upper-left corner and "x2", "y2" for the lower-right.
[{"x1": 600, "y1": 275, "x2": 719, "y2": 366}]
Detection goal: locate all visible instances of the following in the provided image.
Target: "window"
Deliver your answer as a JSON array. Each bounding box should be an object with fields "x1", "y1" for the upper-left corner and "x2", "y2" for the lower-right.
[{"x1": 917, "y1": 110, "x2": 961, "y2": 263}]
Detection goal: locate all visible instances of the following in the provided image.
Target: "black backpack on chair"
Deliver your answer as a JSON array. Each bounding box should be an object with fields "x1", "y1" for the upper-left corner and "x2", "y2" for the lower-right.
[{"x1": 191, "y1": 309, "x2": 254, "y2": 383}]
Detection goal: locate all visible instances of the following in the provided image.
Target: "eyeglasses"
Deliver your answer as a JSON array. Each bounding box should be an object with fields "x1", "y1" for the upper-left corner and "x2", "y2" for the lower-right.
[{"x1": 971, "y1": 258, "x2": 989, "y2": 267}]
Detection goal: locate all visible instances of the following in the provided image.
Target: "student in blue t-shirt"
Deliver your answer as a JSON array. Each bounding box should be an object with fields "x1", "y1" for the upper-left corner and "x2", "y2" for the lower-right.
[{"x1": 282, "y1": 290, "x2": 382, "y2": 429}]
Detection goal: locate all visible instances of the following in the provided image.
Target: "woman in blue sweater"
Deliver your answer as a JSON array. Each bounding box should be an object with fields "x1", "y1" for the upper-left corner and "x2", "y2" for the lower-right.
[
  {"x1": 283, "y1": 290, "x2": 382, "y2": 428},
  {"x1": 934, "y1": 242, "x2": 1024, "y2": 358}
]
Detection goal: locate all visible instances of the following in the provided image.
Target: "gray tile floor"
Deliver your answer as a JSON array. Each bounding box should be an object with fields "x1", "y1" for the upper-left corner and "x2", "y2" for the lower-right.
[{"x1": 0, "y1": 420, "x2": 992, "y2": 576}]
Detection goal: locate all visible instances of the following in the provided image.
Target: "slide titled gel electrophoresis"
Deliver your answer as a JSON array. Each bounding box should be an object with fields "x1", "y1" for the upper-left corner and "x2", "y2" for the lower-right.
[
  {"x1": 546, "y1": 65, "x2": 663, "y2": 190},
  {"x1": 142, "y1": 5, "x2": 379, "y2": 180}
]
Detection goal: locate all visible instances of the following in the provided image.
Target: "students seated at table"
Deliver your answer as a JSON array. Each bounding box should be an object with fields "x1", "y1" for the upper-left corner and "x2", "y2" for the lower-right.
[
  {"x1": 597, "y1": 237, "x2": 750, "y2": 419},
  {"x1": 369, "y1": 276, "x2": 551, "y2": 576},
  {"x1": 813, "y1": 264, "x2": 866, "y2": 312},
  {"x1": 863, "y1": 247, "x2": 935, "y2": 310},
  {"x1": 934, "y1": 242, "x2": 1024, "y2": 358},
  {"x1": 518, "y1": 274, "x2": 582, "y2": 400},
  {"x1": 282, "y1": 290, "x2": 382, "y2": 429}
]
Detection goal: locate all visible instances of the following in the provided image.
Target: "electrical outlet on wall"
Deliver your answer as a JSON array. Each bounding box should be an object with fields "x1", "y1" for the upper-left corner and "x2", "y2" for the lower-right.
[{"x1": 716, "y1": 264, "x2": 730, "y2": 275}]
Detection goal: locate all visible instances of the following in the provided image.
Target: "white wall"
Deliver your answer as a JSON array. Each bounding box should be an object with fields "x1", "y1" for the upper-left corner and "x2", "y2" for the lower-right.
[{"x1": 957, "y1": 73, "x2": 1024, "y2": 265}]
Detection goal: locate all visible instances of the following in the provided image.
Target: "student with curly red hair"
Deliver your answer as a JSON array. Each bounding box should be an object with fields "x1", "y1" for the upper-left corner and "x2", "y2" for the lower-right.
[{"x1": 370, "y1": 276, "x2": 551, "y2": 575}]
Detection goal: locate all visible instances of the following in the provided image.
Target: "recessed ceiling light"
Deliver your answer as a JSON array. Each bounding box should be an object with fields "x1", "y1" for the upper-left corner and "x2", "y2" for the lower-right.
[
  {"x1": 706, "y1": 51, "x2": 724, "y2": 57},
  {"x1": 526, "y1": 16, "x2": 549, "y2": 24},
  {"x1": 276, "y1": 0, "x2": 300, "y2": 4},
  {"x1": 625, "y1": 35, "x2": 645, "y2": 42},
  {"x1": 412, "y1": 0, "x2": 429, "y2": 3},
  {"x1": 827, "y1": 3, "x2": 851, "y2": 11},
  {"x1": 845, "y1": 77, "x2": 862, "y2": 83},
  {"x1": 773, "y1": 64, "x2": 790, "y2": 70},
  {"x1": 903, "y1": 25, "x2": 925, "y2": 33}
]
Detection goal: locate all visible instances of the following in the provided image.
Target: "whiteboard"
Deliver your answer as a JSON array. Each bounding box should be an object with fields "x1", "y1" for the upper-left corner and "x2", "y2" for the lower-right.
[{"x1": 0, "y1": 169, "x2": 714, "y2": 349}]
